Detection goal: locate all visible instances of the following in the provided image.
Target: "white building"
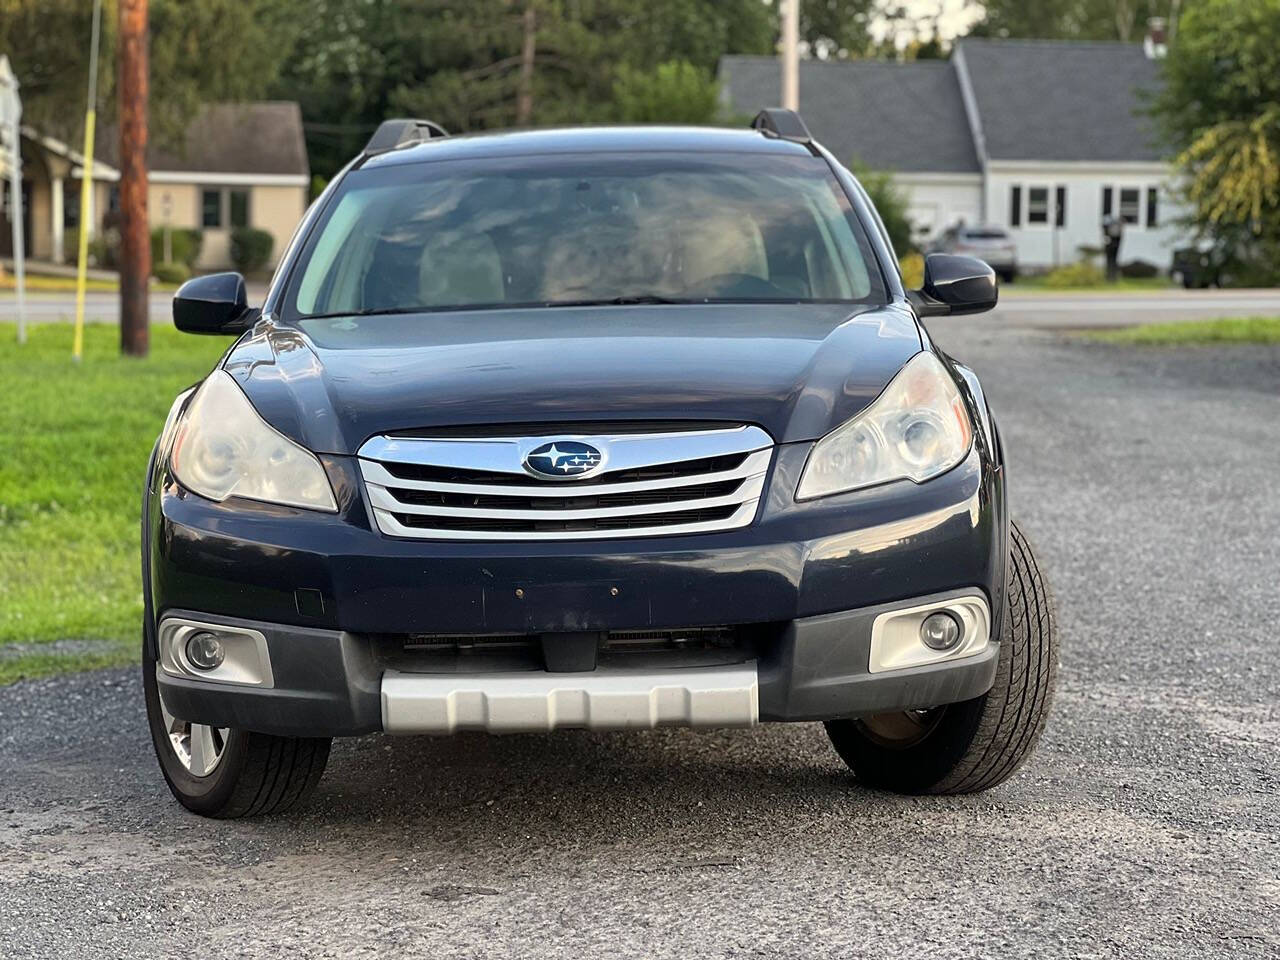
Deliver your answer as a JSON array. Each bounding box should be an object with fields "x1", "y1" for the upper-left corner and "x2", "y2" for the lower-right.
[{"x1": 720, "y1": 37, "x2": 1185, "y2": 271}]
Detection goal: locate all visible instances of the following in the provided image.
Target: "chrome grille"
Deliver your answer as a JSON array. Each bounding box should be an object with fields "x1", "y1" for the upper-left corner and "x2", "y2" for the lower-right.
[{"x1": 358, "y1": 425, "x2": 773, "y2": 541}]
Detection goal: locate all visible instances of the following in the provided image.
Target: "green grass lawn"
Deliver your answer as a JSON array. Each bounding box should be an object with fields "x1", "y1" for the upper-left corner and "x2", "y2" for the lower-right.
[
  {"x1": 1011, "y1": 274, "x2": 1175, "y2": 293},
  {"x1": 0, "y1": 323, "x2": 226, "y2": 684},
  {"x1": 1082, "y1": 315, "x2": 1280, "y2": 345}
]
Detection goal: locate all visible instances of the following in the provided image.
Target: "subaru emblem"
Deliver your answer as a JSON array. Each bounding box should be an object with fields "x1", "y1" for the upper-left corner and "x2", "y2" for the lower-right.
[{"x1": 523, "y1": 440, "x2": 604, "y2": 479}]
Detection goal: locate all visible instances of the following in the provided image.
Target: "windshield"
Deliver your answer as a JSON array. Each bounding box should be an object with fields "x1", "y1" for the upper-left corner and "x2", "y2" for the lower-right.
[{"x1": 284, "y1": 152, "x2": 887, "y2": 319}]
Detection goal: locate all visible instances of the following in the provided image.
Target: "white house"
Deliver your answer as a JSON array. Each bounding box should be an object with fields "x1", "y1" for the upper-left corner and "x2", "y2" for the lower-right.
[{"x1": 720, "y1": 37, "x2": 1186, "y2": 271}]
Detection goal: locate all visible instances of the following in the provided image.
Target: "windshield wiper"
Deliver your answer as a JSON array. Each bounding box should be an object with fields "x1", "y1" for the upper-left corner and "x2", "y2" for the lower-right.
[
  {"x1": 301, "y1": 306, "x2": 440, "y2": 321},
  {"x1": 300, "y1": 296, "x2": 692, "y2": 321},
  {"x1": 550, "y1": 295, "x2": 690, "y2": 307}
]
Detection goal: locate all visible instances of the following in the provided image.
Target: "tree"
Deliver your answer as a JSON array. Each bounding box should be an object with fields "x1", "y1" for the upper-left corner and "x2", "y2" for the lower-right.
[
  {"x1": 0, "y1": 0, "x2": 299, "y2": 147},
  {"x1": 971, "y1": 0, "x2": 1187, "y2": 42},
  {"x1": 273, "y1": 0, "x2": 775, "y2": 174},
  {"x1": 1152, "y1": 0, "x2": 1280, "y2": 283},
  {"x1": 849, "y1": 163, "x2": 915, "y2": 254},
  {"x1": 268, "y1": 0, "x2": 396, "y2": 177},
  {"x1": 0, "y1": 0, "x2": 112, "y2": 140},
  {"x1": 784, "y1": 0, "x2": 877, "y2": 58},
  {"x1": 613, "y1": 61, "x2": 720, "y2": 124}
]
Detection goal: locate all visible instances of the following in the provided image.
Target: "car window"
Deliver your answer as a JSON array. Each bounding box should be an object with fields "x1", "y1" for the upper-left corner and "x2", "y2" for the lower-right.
[
  {"x1": 961, "y1": 228, "x2": 1010, "y2": 241},
  {"x1": 287, "y1": 152, "x2": 887, "y2": 318}
]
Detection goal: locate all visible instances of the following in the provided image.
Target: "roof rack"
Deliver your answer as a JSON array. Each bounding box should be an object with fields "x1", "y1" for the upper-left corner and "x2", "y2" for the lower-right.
[
  {"x1": 363, "y1": 118, "x2": 449, "y2": 156},
  {"x1": 751, "y1": 109, "x2": 812, "y2": 144}
]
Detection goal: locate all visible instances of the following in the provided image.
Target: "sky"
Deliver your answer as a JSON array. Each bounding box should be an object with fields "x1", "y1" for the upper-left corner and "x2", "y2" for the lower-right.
[{"x1": 869, "y1": 0, "x2": 985, "y2": 48}]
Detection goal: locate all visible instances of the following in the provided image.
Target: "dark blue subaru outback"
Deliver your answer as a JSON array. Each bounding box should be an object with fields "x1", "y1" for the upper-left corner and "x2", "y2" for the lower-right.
[{"x1": 144, "y1": 112, "x2": 1056, "y2": 818}]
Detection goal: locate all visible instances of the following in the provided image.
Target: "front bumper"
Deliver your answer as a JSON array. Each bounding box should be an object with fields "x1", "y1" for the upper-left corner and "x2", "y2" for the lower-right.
[
  {"x1": 155, "y1": 590, "x2": 1000, "y2": 736},
  {"x1": 147, "y1": 443, "x2": 1006, "y2": 735}
]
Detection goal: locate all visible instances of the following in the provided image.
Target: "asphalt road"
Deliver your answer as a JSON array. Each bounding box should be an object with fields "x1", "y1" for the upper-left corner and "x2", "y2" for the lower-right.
[
  {"x1": 2, "y1": 303, "x2": 1279, "y2": 958},
  {"x1": 4, "y1": 286, "x2": 1280, "y2": 329},
  {"x1": 992, "y1": 288, "x2": 1280, "y2": 325},
  {"x1": 0, "y1": 289, "x2": 254, "y2": 326}
]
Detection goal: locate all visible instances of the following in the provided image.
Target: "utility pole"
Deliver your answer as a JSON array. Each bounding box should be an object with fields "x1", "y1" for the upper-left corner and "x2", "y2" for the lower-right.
[
  {"x1": 117, "y1": 0, "x2": 150, "y2": 357},
  {"x1": 781, "y1": 0, "x2": 800, "y2": 111}
]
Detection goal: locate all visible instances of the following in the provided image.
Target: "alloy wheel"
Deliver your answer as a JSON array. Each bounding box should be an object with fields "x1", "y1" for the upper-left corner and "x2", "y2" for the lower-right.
[
  {"x1": 157, "y1": 694, "x2": 229, "y2": 778},
  {"x1": 856, "y1": 707, "x2": 948, "y2": 750}
]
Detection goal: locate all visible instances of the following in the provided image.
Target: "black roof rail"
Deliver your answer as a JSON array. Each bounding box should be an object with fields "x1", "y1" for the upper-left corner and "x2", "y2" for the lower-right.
[
  {"x1": 751, "y1": 108, "x2": 812, "y2": 144},
  {"x1": 363, "y1": 118, "x2": 449, "y2": 156}
]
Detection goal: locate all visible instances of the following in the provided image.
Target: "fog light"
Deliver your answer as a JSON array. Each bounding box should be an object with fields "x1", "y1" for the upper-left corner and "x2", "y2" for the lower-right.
[
  {"x1": 920, "y1": 611, "x2": 962, "y2": 651},
  {"x1": 185, "y1": 631, "x2": 226, "y2": 671}
]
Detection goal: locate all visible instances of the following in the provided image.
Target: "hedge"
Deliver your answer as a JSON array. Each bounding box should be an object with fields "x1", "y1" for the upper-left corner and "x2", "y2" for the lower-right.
[
  {"x1": 230, "y1": 227, "x2": 274, "y2": 275},
  {"x1": 151, "y1": 227, "x2": 203, "y2": 269}
]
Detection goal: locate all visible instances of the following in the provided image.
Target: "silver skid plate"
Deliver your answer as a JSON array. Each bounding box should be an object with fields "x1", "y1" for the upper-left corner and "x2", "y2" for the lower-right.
[{"x1": 381, "y1": 663, "x2": 759, "y2": 734}]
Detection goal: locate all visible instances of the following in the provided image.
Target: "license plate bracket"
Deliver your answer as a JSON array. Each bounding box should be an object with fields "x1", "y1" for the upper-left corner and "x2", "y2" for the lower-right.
[{"x1": 486, "y1": 579, "x2": 648, "y2": 632}]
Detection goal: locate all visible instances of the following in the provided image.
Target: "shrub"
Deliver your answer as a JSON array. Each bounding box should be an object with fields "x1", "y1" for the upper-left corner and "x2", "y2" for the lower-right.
[
  {"x1": 150, "y1": 227, "x2": 203, "y2": 269},
  {"x1": 613, "y1": 61, "x2": 720, "y2": 124},
  {"x1": 152, "y1": 261, "x2": 190, "y2": 285},
  {"x1": 849, "y1": 162, "x2": 915, "y2": 256},
  {"x1": 899, "y1": 252, "x2": 925, "y2": 289},
  {"x1": 1222, "y1": 239, "x2": 1280, "y2": 286},
  {"x1": 1076, "y1": 244, "x2": 1103, "y2": 264},
  {"x1": 1120, "y1": 259, "x2": 1161, "y2": 279},
  {"x1": 229, "y1": 227, "x2": 274, "y2": 275},
  {"x1": 86, "y1": 228, "x2": 119, "y2": 269},
  {"x1": 1041, "y1": 261, "x2": 1105, "y2": 288}
]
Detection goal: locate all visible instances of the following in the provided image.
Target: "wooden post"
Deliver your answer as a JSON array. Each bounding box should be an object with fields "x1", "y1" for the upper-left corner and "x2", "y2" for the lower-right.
[{"x1": 117, "y1": 0, "x2": 150, "y2": 357}]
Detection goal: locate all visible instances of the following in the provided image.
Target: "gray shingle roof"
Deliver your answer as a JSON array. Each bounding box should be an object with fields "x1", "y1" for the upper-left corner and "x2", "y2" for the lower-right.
[
  {"x1": 99, "y1": 102, "x2": 309, "y2": 176},
  {"x1": 954, "y1": 39, "x2": 1165, "y2": 163},
  {"x1": 719, "y1": 56, "x2": 981, "y2": 173}
]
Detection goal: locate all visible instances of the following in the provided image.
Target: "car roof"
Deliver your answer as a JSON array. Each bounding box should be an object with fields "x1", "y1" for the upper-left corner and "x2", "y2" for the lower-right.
[{"x1": 358, "y1": 125, "x2": 815, "y2": 170}]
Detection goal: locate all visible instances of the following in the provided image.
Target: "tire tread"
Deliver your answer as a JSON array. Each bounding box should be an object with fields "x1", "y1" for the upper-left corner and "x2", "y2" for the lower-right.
[
  {"x1": 212, "y1": 735, "x2": 331, "y2": 820},
  {"x1": 931, "y1": 522, "x2": 1057, "y2": 793}
]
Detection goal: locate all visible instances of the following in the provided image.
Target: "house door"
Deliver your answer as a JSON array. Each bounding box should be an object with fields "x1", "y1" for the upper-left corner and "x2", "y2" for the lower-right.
[{"x1": 0, "y1": 179, "x2": 32, "y2": 258}]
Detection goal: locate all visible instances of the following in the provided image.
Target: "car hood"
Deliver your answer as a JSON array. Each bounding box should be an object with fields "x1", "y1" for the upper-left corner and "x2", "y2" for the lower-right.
[{"x1": 222, "y1": 303, "x2": 922, "y2": 455}]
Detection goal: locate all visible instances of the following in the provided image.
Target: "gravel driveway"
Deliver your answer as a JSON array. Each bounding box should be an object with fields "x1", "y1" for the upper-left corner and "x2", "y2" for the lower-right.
[{"x1": 2, "y1": 310, "x2": 1278, "y2": 959}]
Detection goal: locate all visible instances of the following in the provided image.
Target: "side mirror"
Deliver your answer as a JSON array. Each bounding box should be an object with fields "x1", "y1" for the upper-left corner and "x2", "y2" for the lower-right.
[
  {"x1": 909, "y1": 254, "x2": 998, "y2": 318},
  {"x1": 172, "y1": 272, "x2": 261, "y2": 335}
]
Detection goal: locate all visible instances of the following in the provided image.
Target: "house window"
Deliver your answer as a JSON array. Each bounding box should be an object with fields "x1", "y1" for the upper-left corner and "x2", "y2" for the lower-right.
[
  {"x1": 1027, "y1": 187, "x2": 1049, "y2": 224},
  {"x1": 1011, "y1": 185, "x2": 1055, "y2": 227},
  {"x1": 1146, "y1": 187, "x2": 1158, "y2": 228},
  {"x1": 229, "y1": 189, "x2": 250, "y2": 228},
  {"x1": 64, "y1": 192, "x2": 80, "y2": 229},
  {"x1": 201, "y1": 188, "x2": 222, "y2": 228},
  {"x1": 1119, "y1": 188, "x2": 1141, "y2": 225}
]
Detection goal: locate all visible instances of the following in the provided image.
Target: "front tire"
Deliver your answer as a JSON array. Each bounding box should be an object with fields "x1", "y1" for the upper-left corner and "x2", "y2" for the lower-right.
[
  {"x1": 825, "y1": 522, "x2": 1056, "y2": 794},
  {"x1": 143, "y1": 644, "x2": 331, "y2": 818}
]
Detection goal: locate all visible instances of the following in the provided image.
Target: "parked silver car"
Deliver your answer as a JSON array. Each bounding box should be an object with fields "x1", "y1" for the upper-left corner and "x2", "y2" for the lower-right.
[{"x1": 931, "y1": 225, "x2": 1017, "y2": 282}]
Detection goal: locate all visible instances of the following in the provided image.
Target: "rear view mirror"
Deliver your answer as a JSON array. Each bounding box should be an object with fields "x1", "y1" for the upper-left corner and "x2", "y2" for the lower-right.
[
  {"x1": 910, "y1": 254, "x2": 998, "y2": 318},
  {"x1": 172, "y1": 272, "x2": 261, "y2": 335}
]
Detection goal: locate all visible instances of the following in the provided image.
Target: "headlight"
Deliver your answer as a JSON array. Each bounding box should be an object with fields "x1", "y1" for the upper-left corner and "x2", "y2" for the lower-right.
[
  {"x1": 170, "y1": 370, "x2": 337, "y2": 512},
  {"x1": 796, "y1": 351, "x2": 972, "y2": 500}
]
